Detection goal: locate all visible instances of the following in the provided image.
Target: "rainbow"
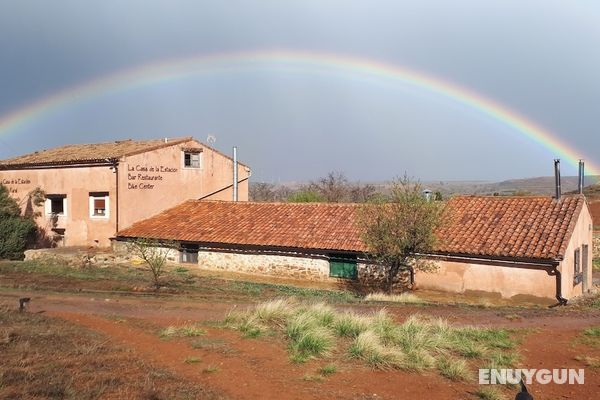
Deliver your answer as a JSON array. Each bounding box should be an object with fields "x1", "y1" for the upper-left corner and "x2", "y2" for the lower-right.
[{"x1": 0, "y1": 49, "x2": 596, "y2": 174}]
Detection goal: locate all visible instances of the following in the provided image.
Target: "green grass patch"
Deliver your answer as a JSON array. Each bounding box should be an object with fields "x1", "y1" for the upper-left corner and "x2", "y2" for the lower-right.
[
  {"x1": 229, "y1": 281, "x2": 358, "y2": 302},
  {"x1": 576, "y1": 326, "x2": 600, "y2": 347},
  {"x1": 203, "y1": 366, "x2": 219, "y2": 373},
  {"x1": 225, "y1": 300, "x2": 521, "y2": 380},
  {"x1": 183, "y1": 356, "x2": 201, "y2": 364},
  {"x1": 593, "y1": 259, "x2": 600, "y2": 272},
  {"x1": 584, "y1": 326, "x2": 600, "y2": 337},
  {"x1": 318, "y1": 364, "x2": 337, "y2": 375}
]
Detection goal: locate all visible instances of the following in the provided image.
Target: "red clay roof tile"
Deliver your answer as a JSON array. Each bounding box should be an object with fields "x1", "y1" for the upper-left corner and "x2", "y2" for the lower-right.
[{"x1": 117, "y1": 195, "x2": 586, "y2": 260}]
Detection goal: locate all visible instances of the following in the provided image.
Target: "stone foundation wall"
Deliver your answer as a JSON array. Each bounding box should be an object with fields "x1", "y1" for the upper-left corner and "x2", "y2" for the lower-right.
[
  {"x1": 357, "y1": 263, "x2": 411, "y2": 293},
  {"x1": 111, "y1": 241, "x2": 179, "y2": 263},
  {"x1": 195, "y1": 249, "x2": 410, "y2": 292},
  {"x1": 197, "y1": 250, "x2": 330, "y2": 281}
]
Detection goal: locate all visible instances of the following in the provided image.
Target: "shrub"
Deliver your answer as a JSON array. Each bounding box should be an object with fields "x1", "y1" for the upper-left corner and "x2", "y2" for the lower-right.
[
  {"x1": 0, "y1": 215, "x2": 37, "y2": 260},
  {"x1": 0, "y1": 184, "x2": 38, "y2": 260}
]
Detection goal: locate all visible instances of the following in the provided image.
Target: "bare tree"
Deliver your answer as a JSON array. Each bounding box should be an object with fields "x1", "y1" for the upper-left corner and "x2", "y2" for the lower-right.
[
  {"x1": 350, "y1": 182, "x2": 377, "y2": 203},
  {"x1": 309, "y1": 171, "x2": 350, "y2": 202},
  {"x1": 250, "y1": 182, "x2": 276, "y2": 202},
  {"x1": 357, "y1": 175, "x2": 445, "y2": 293},
  {"x1": 127, "y1": 238, "x2": 179, "y2": 289}
]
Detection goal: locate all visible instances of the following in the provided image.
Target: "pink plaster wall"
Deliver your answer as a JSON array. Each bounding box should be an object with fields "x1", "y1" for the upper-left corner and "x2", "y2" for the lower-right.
[
  {"x1": 1, "y1": 139, "x2": 250, "y2": 247},
  {"x1": 118, "y1": 139, "x2": 250, "y2": 229},
  {"x1": 416, "y1": 260, "x2": 556, "y2": 301},
  {"x1": 0, "y1": 166, "x2": 117, "y2": 247},
  {"x1": 417, "y1": 200, "x2": 593, "y2": 301},
  {"x1": 558, "y1": 201, "x2": 593, "y2": 299}
]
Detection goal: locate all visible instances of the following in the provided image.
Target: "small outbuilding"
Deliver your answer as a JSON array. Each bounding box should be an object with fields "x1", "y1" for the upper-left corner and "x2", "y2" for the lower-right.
[{"x1": 115, "y1": 195, "x2": 593, "y2": 303}]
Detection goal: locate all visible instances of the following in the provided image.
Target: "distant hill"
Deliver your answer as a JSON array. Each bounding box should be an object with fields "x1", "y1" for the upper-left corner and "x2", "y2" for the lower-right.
[{"x1": 423, "y1": 175, "x2": 600, "y2": 197}]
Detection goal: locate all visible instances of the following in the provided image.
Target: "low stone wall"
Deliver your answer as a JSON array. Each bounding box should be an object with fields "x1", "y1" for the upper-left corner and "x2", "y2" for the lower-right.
[
  {"x1": 24, "y1": 248, "x2": 130, "y2": 267},
  {"x1": 594, "y1": 233, "x2": 600, "y2": 260}
]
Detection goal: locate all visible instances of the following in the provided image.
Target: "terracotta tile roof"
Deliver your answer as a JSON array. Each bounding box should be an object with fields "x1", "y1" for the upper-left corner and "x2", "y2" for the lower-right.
[
  {"x1": 118, "y1": 201, "x2": 366, "y2": 252},
  {"x1": 435, "y1": 195, "x2": 585, "y2": 261},
  {"x1": 0, "y1": 137, "x2": 192, "y2": 168},
  {"x1": 117, "y1": 195, "x2": 586, "y2": 260}
]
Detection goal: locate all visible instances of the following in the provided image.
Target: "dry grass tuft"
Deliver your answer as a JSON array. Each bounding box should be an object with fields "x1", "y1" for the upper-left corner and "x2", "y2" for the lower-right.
[
  {"x1": 364, "y1": 292, "x2": 427, "y2": 305},
  {"x1": 226, "y1": 299, "x2": 520, "y2": 381}
]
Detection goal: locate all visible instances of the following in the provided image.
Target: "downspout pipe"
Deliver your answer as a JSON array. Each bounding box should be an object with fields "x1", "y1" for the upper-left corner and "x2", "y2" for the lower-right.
[{"x1": 548, "y1": 267, "x2": 568, "y2": 306}]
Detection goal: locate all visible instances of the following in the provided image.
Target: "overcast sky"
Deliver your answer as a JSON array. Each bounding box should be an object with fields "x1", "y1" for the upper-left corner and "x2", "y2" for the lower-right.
[{"x1": 0, "y1": 1, "x2": 599, "y2": 182}]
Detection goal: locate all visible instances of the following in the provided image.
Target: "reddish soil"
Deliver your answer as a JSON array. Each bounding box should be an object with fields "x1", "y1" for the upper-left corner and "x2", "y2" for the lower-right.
[{"x1": 2, "y1": 289, "x2": 600, "y2": 399}]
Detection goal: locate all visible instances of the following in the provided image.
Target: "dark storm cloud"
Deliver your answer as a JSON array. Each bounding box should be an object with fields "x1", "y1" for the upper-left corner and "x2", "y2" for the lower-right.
[{"x1": 0, "y1": 0, "x2": 598, "y2": 180}]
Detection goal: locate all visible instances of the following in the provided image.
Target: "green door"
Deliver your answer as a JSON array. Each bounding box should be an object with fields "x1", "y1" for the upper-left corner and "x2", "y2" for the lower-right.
[{"x1": 329, "y1": 259, "x2": 358, "y2": 279}]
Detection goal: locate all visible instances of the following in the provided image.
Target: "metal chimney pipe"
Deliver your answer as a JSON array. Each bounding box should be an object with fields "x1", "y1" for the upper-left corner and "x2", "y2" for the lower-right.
[
  {"x1": 578, "y1": 159, "x2": 585, "y2": 195},
  {"x1": 233, "y1": 146, "x2": 238, "y2": 202},
  {"x1": 554, "y1": 159, "x2": 562, "y2": 201}
]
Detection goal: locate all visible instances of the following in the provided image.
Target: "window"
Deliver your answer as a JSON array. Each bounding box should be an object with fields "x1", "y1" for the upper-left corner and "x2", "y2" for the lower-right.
[
  {"x1": 89, "y1": 192, "x2": 109, "y2": 219},
  {"x1": 329, "y1": 254, "x2": 358, "y2": 279},
  {"x1": 184, "y1": 151, "x2": 201, "y2": 168},
  {"x1": 45, "y1": 195, "x2": 67, "y2": 216},
  {"x1": 574, "y1": 247, "x2": 582, "y2": 285},
  {"x1": 180, "y1": 244, "x2": 199, "y2": 264}
]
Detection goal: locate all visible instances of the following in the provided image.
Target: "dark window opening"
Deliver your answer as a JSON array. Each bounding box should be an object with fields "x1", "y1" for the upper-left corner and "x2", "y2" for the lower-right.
[
  {"x1": 574, "y1": 247, "x2": 583, "y2": 285},
  {"x1": 329, "y1": 253, "x2": 358, "y2": 279},
  {"x1": 180, "y1": 244, "x2": 199, "y2": 264},
  {"x1": 184, "y1": 152, "x2": 201, "y2": 168},
  {"x1": 47, "y1": 195, "x2": 66, "y2": 215}
]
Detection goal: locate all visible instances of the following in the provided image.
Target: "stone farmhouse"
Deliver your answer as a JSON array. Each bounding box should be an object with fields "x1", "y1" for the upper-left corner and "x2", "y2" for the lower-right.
[
  {"x1": 0, "y1": 137, "x2": 250, "y2": 247},
  {"x1": 115, "y1": 195, "x2": 593, "y2": 303}
]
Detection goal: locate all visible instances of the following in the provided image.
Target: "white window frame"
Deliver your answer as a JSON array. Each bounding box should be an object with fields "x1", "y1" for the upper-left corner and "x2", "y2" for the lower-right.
[
  {"x1": 183, "y1": 151, "x2": 202, "y2": 169},
  {"x1": 89, "y1": 193, "x2": 110, "y2": 219},
  {"x1": 45, "y1": 195, "x2": 67, "y2": 217}
]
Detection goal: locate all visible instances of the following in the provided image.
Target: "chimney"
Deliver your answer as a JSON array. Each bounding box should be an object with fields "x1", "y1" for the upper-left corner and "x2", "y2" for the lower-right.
[
  {"x1": 554, "y1": 159, "x2": 562, "y2": 201},
  {"x1": 578, "y1": 159, "x2": 585, "y2": 195},
  {"x1": 233, "y1": 146, "x2": 238, "y2": 202}
]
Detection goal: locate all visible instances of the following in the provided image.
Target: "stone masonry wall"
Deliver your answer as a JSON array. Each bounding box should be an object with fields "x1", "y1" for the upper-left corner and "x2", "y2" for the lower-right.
[
  {"x1": 196, "y1": 249, "x2": 411, "y2": 292},
  {"x1": 594, "y1": 233, "x2": 600, "y2": 260},
  {"x1": 197, "y1": 250, "x2": 330, "y2": 281},
  {"x1": 357, "y1": 263, "x2": 411, "y2": 293}
]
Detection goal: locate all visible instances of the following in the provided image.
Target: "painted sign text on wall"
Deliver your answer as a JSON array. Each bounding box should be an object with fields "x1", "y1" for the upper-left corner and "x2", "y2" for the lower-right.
[
  {"x1": 127, "y1": 164, "x2": 178, "y2": 190},
  {"x1": 1, "y1": 178, "x2": 32, "y2": 194}
]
